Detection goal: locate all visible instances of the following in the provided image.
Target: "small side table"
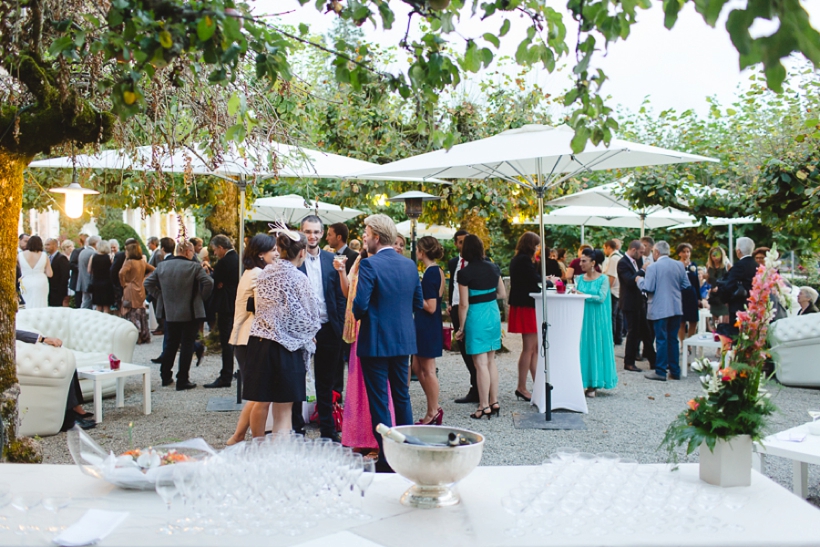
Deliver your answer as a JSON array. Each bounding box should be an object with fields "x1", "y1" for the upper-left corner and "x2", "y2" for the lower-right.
[
  {"x1": 754, "y1": 425, "x2": 820, "y2": 498},
  {"x1": 77, "y1": 363, "x2": 151, "y2": 423},
  {"x1": 681, "y1": 334, "x2": 722, "y2": 377}
]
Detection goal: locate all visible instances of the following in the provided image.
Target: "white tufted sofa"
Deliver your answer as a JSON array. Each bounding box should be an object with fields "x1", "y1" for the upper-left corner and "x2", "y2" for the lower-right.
[
  {"x1": 768, "y1": 312, "x2": 820, "y2": 388},
  {"x1": 16, "y1": 308, "x2": 139, "y2": 400},
  {"x1": 16, "y1": 341, "x2": 76, "y2": 437}
]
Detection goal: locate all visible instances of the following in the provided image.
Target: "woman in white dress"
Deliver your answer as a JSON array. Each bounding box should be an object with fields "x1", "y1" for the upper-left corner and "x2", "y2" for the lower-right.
[{"x1": 17, "y1": 235, "x2": 52, "y2": 309}]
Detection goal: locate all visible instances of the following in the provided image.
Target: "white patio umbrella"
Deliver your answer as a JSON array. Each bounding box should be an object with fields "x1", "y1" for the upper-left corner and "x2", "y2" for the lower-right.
[
  {"x1": 668, "y1": 216, "x2": 761, "y2": 254},
  {"x1": 352, "y1": 124, "x2": 717, "y2": 422},
  {"x1": 522, "y1": 204, "x2": 694, "y2": 243},
  {"x1": 395, "y1": 220, "x2": 456, "y2": 240},
  {"x1": 247, "y1": 194, "x2": 364, "y2": 225}
]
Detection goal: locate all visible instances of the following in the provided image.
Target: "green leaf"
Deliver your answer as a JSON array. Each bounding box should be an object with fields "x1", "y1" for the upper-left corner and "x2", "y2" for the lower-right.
[
  {"x1": 299, "y1": 23, "x2": 309, "y2": 35},
  {"x1": 197, "y1": 16, "x2": 217, "y2": 42},
  {"x1": 48, "y1": 36, "x2": 74, "y2": 57},
  {"x1": 483, "y1": 33, "x2": 500, "y2": 49},
  {"x1": 499, "y1": 19, "x2": 511, "y2": 37},
  {"x1": 227, "y1": 93, "x2": 241, "y2": 116}
]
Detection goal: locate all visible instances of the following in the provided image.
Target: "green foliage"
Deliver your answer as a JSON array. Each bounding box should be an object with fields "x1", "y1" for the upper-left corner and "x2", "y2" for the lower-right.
[{"x1": 97, "y1": 220, "x2": 148, "y2": 255}]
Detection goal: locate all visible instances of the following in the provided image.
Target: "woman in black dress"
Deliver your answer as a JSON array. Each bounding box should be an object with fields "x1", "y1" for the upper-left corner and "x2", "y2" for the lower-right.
[
  {"x1": 87, "y1": 239, "x2": 115, "y2": 313},
  {"x1": 677, "y1": 243, "x2": 701, "y2": 345},
  {"x1": 244, "y1": 228, "x2": 321, "y2": 437}
]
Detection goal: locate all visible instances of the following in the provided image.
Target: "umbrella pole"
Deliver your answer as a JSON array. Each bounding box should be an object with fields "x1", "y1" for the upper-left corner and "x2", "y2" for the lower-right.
[
  {"x1": 536, "y1": 166, "x2": 552, "y2": 422},
  {"x1": 410, "y1": 217, "x2": 417, "y2": 261},
  {"x1": 729, "y1": 223, "x2": 734, "y2": 257},
  {"x1": 237, "y1": 175, "x2": 246, "y2": 405},
  {"x1": 580, "y1": 224, "x2": 585, "y2": 245},
  {"x1": 640, "y1": 214, "x2": 645, "y2": 238}
]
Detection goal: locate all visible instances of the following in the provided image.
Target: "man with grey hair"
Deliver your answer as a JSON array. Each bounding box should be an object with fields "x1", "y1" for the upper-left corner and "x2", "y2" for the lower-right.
[
  {"x1": 716, "y1": 236, "x2": 758, "y2": 335},
  {"x1": 353, "y1": 214, "x2": 423, "y2": 471},
  {"x1": 69, "y1": 233, "x2": 88, "y2": 307},
  {"x1": 204, "y1": 235, "x2": 240, "y2": 388},
  {"x1": 637, "y1": 240, "x2": 690, "y2": 381},
  {"x1": 45, "y1": 238, "x2": 70, "y2": 307},
  {"x1": 77, "y1": 235, "x2": 100, "y2": 309}
]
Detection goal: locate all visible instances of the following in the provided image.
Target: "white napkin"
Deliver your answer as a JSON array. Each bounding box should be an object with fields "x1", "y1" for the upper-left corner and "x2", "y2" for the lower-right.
[
  {"x1": 53, "y1": 509, "x2": 129, "y2": 547},
  {"x1": 775, "y1": 431, "x2": 807, "y2": 442}
]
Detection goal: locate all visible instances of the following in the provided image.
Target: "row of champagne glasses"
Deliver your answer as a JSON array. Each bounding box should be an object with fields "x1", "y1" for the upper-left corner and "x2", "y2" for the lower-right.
[
  {"x1": 154, "y1": 432, "x2": 376, "y2": 536},
  {"x1": 501, "y1": 448, "x2": 751, "y2": 538},
  {"x1": 0, "y1": 482, "x2": 72, "y2": 538}
]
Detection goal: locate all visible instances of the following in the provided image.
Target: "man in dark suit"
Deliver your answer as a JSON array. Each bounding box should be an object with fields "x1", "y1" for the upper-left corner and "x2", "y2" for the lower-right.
[
  {"x1": 717, "y1": 236, "x2": 758, "y2": 336},
  {"x1": 447, "y1": 230, "x2": 478, "y2": 403},
  {"x1": 203, "y1": 235, "x2": 240, "y2": 388},
  {"x1": 618, "y1": 240, "x2": 656, "y2": 372},
  {"x1": 45, "y1": 238, "x2": 70, "y2": 307},
  {"x1": 326, "y1": 222, "x2": 359, "y2": 393},
  {"x1": 144, "y1": 240, "x2": 213, "y2": 390},
  {"x1": 354, "y1": 214, "x2": 423, "y2": 472},
  {"x1": 68, "y1": 233, "x2": 87, "y2": 307},
  {"x1": 299, "y1": 215, "x2": 348, "y2": 441}
]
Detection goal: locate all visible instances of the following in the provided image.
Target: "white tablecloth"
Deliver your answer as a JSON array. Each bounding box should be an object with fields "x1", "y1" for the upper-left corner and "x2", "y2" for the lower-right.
[
  {"x1": 530, "y1": 292, "x2": 589, "y2": 413},
  {"x1": 0, "y1": 464, "x2": 817, "y2": 546}
]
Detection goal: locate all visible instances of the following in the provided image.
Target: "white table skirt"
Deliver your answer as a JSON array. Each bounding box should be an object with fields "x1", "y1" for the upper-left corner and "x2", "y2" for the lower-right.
[
  {"x1": 530, "y1": 292, "x2": 590, "y2": 413},
  {"x1": 0, "y1": 464, "x2": 817, "y2": 546}
]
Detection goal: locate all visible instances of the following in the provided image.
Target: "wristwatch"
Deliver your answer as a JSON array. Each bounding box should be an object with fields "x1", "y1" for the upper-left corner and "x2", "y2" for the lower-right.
[{"x1": 37, "y1": 335, "x2": 44, "y2": 344}]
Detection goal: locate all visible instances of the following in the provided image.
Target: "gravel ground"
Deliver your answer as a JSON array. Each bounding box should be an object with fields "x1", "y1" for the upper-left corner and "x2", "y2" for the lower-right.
[{"x1": 38, "y1": 326, "x2": 819, "y2": 507}]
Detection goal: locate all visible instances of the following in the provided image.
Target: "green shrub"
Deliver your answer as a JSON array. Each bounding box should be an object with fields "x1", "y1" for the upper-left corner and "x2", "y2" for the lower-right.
[{"x1": 98, "y1": 221, "x2": 148, "y2": 255}]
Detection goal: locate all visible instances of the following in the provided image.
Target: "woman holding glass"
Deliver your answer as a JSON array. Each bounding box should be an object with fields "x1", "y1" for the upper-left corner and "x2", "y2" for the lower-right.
[
  {"x1": 455, "y1": 235, "x2": 507, "y2": 420},
  {"x1": 226, "y1": 234, "x2": 278, "y2": 445},
  {"x1": 412, "y1": 236, "x2": 445, "y2": 425},
  {"x1": 677, "y1": 243, "x2": 701, "y2": 345},
  {"x1": 576, "y1": 248, "x2": 617, "y2": 397},
  {"x1": 705, "y1": 245, "x2": 731, "y2": 325},
  {"x1": 244, "y1": 229, "x2": 321, "y2": 437},
  {"x1": 118, "y1": 242, "x2": 155, "y2": 343}
]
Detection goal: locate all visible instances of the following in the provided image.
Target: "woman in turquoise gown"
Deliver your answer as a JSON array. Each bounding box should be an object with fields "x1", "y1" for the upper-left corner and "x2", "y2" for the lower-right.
[{"x1": 576, "y1": 248, "x2": 618, "y2": 397}]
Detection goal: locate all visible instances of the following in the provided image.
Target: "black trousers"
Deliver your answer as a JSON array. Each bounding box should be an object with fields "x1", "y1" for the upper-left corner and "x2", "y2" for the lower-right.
[
  {"x1": 623, "y1": 306, "x2": 656, "y2": 368},
  {"x1": 217, "y1": 312, "x2": 235, "y2": 382},
  {"x1": 61, "y1": 371, "x2": 85, "y2": 431},
  {"x1": 72, "y1": 291, "x2": 83, "y2": 309},
  {"x1": 451, "y1": 305, "x2": 477, "y2": 392},
  {"x1": 314, "y1": 322, "x2": 343, "y2": 437},
  {"x1": 611, "y1": 295, "x2": 623, "y2": 345},
  {"x1": 161, "y1": 320, "x2": 199, "y2": 384},
  {"x1": 333, "y1": 341, "x2": 349, "y2": 394}
]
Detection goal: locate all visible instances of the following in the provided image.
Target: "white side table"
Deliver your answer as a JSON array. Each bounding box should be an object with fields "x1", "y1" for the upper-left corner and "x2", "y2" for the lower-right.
[
  {"x1": 77, "y1": 363, "x2": 151, "y2": 423},
  {"x1": 681, "y1": 334, "x2": 722, "y2": 377},
  {"x1": 753, "y1": 424, "x2": 820, "y2": 498}
]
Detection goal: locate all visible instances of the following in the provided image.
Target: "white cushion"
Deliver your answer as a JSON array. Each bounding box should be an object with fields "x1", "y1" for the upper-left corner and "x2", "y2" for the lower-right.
[
  {"x1": 16, "y1": 342, "x2": 75, "y2": 437},
  {"x1": 769, "y1": 313, "x2": 820, "y2": 388}
]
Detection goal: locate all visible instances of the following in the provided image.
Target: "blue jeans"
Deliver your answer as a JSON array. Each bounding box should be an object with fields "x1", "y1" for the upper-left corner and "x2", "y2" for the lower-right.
[{"x1": 653, "y1": 316, "x2": 681, "y2": 378}]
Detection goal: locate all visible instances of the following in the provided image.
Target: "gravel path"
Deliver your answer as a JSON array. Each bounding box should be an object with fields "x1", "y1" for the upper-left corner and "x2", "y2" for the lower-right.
[{"x1": 38, "y1": 326, "x2": 819, "y2": 506}]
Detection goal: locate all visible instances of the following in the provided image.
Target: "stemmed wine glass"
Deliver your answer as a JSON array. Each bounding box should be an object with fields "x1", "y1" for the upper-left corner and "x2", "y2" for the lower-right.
[
  {"x1": 355, "y1": 459, "x2": 376, "y2": 520},
  {"x1": 501, "y1": 494, "x2": 527, "y2": 538},
  {"x1": 172, "y1": 464, "x2": 201, "y2": 534},
  {"x1": 42, "y1": 491, "x2": 71, "y2": 534},
  {"x1": 0, "y1": 483, "x2": 11, "y2": 530},
  {"x1": 11, "y1": 492, "x2": 41, "y2": 536},
  {"x1": 155, "y1": 468, "x2": 179, "y2": 535}
]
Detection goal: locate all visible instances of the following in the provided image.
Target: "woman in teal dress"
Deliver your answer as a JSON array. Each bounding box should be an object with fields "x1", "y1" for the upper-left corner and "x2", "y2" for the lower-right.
[
  {"x1": 576, "y1": 248, "x2": 618, "y2": 397},
  {"x1": 455, "y1": 235, "x2": 507, "y2": 420}
]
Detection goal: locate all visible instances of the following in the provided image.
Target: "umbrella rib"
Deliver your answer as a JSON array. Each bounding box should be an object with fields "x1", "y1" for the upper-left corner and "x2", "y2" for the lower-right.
[{"x1": 469, "y1": 163, "x2": 534, "y2": 188}]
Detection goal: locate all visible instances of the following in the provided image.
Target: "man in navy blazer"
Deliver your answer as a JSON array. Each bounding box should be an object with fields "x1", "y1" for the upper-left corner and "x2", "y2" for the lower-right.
[
  {"x1": 298, "y1": 215, "x2": 347, "y2": 441},
  {"x1": 353, "y1": 214, "x2": 423, "y2": 472},
  {"x1": 637, "y1": 240, "x2": 690, "y2": 381}
]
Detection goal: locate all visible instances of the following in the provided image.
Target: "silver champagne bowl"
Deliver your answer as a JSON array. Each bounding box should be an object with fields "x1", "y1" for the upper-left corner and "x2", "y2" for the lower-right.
[{"x1": 382, "y1": 425, "x2": 484, "y2": 509}]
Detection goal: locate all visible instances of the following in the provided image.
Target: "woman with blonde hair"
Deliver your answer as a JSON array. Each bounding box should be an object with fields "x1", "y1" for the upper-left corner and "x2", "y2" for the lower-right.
[{"x1": 705, "y1": 245, "x2": 731, "y2": 324}]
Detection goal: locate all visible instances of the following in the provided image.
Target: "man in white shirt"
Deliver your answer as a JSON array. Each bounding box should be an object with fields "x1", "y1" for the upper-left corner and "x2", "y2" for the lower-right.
[
  {"x1": 298, "y1": 215, "x2": 347, "y2": 442},
  {"x1": 603, "y1": 239, "x2": 624, "y2": 345},
  {"x1": 18, "y1": 233, "x2": 29, "y2": 253},
  {"x1": 640, "y1": 236, "x2": 655, "y2": 268},
  {"x1": 446, "y1": 230, "x2": 478, "y2": 403}
]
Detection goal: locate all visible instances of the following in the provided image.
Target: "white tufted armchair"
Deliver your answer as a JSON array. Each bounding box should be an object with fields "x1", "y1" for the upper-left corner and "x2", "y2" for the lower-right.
[
  {"x1": 16, "y1": 309, "x2": 139, "y2": 399},
  {"x1": 16, "y1": 340, "x2": 75, "y2": 437},
  {"x1": 768, "y1": 312, "x2": 820, "y2": 388}
]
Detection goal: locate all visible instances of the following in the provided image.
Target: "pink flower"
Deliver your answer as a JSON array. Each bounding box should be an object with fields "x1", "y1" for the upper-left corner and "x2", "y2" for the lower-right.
[{"x1": 720, "y1": 368, "x2": 737, "y2": 382}]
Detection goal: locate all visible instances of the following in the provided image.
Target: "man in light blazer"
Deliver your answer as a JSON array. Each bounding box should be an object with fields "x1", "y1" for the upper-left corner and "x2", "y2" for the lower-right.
[
  {"x1": 637, "y1": 240, "x2": 690, "y2": 381},
  {"x1": 298, "y1": 215, "x2": 347, "y2": 441},
  {"x1": 353, "y1": 214, "x2": 423, "y2": 472},
  {"x1": 144, "y1": 240, "x2": 213, "y2": 390}
]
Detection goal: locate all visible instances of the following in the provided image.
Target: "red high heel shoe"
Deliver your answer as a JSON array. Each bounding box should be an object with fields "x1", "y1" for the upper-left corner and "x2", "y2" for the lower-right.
[{"x1": 416, "y1": 407, "x2": 444, "y2": 425}]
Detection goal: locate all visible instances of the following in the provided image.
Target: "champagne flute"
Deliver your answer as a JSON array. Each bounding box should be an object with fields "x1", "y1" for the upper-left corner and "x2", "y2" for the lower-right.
[
  {"x1": 0, "y1": 483, "x2": 11, "y2": 530},
  {"x1": 11, "y1": 492, "x2": 40, "y2": 536},
  {"x1": 155, "y1": 469, "x2": 179, "y2": 535},
  {"x1": 42, "y1": 491, "x2": 71, "y2": 534},
  {"x1": 356, "y1": 460, "x2": 375, "y2": 520}
]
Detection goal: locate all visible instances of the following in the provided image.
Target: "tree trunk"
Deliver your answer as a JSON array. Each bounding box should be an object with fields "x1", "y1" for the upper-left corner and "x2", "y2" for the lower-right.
[{"x1": 0, "y1": 151, "x2": 32, "y2": 460}]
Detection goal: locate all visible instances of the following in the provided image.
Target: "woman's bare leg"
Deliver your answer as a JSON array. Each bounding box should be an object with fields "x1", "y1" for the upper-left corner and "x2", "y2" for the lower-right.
[
  {"x1": 228, "y1": 402, "x2": 254, "y2": 444},
  {"x1": 413, "y1": 355, "x2": 440, "y2": 422},
  {"x1": 516, "y1": 333, "x2": 538, "y2": 397},
  {"x1": 250, "y1": 402, "x2": 271, "y2": 438},
  {"x1": 271, "y1": 403, "x2": 293, "y2": 434}
]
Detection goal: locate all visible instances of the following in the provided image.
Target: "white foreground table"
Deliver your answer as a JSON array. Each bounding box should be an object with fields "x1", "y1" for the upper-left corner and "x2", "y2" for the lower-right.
[
  {"x1": 754, "y1": 424, "x2": 820, "y2": 498},
  {"x1": 531, "y1": 292, "x2": 589, "y2": 413},
  {"x1": 0, "y1": 464, "x2": 817, "y2": 546},
  {"x1": 77, "y1": 363, "x2": 151, "y2": 423}
]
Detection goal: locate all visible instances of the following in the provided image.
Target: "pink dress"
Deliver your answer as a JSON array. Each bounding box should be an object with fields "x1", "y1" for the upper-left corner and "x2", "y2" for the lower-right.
[{"x1": 342, "y1": 332, "x2": 395, "y2": 449}]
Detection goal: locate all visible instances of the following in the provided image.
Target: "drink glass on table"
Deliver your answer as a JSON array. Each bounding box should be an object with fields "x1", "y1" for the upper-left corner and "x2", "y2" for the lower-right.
[
  {"x1": 42, "y1": 491, "x2": 71, "y2": 534},
  {"x1": 11, "y1": 492, "x2": 40, "y2": 535},
  {"x1": 355, "y1": 460, "x2": 375, "y2": 520}
]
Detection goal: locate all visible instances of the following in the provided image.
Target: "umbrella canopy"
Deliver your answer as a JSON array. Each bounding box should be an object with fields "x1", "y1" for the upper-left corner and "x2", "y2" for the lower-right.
[
  {"x1": 395, "y1": 220, "x2": 455, "y2": 240},
  {"x1": 668, "y1": 216, "x2": 761, "y2": 255},
  {"x1": 524, "y1": 205, "x2": 694, "y2": 230},
  {"x1": 247, "y1": 194, "x2": 364, "y2": 225}
]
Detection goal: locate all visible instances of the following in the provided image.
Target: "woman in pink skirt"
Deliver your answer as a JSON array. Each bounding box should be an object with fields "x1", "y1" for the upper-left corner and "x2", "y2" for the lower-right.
[{"x1": 333, "y1": 249, "x2": 394, "y2": 450}]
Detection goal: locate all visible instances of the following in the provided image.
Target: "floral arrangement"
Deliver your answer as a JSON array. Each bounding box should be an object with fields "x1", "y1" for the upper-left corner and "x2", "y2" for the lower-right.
[
  {"x1": 117, "y1": 448, "x2": 192, "y2": 471},
  {"x1": 662, "y1": 246, "x2": 787, "y2": 460}
]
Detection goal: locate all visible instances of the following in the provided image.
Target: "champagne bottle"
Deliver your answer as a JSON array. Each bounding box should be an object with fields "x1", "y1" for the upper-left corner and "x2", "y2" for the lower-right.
[{"x1": 376, "y1": 424, "x2": 440, "y2": 446}]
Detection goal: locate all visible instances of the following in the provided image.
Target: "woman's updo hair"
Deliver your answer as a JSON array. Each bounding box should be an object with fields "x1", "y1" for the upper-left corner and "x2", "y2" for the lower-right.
[
  {"x1": 276, "y1": 231, "x2": 307, "y2": 260},
  {"x1": 243, "y1": 234, "x2": 275, "y2": 270},
  {"x1": 416, "y1": 235, "x2": 443, "y2": 260},
  {"x1": 581, "y1": 247, "x2": 605, "y2": 266}
]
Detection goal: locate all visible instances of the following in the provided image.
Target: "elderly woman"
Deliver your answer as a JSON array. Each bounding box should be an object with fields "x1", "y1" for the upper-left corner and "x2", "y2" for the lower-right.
[
  {"x1": 797, "y1": 286, "x2": 820, "y2": 315},
  {"x1": 119, "y1": 242, "x2": 155, "y2": 343},
  {"x1": 88, "y1": 239, "x2": 115, "y2": 313},
  {"x1": 244, "y1": 229, "x2": 321, "y2": 437}
]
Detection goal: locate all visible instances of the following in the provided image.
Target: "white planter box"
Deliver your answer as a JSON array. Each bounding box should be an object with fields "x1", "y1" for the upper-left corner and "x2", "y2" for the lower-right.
[{"x1": 699, "y1": 435, "x2": 752, "y2": 487}]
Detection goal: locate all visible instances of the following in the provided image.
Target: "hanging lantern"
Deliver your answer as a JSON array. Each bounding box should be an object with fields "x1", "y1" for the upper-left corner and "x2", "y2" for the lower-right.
[{"x1": 50, "y1": 170, "x2": 99, "y2": 219}]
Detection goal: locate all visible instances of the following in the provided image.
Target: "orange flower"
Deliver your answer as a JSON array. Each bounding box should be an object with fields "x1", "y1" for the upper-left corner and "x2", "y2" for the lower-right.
[
  {"x1": 687, "y1": 399, "x2": 699, "y2": 411},
  {"x1": 720, "y1": 368, "x2": 737, "y2": 382}
]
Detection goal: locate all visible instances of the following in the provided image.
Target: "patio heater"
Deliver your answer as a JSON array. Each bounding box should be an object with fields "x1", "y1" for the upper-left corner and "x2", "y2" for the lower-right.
[{"x1": 388, "y1": 191, "x2": 442, "y2": 260}]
